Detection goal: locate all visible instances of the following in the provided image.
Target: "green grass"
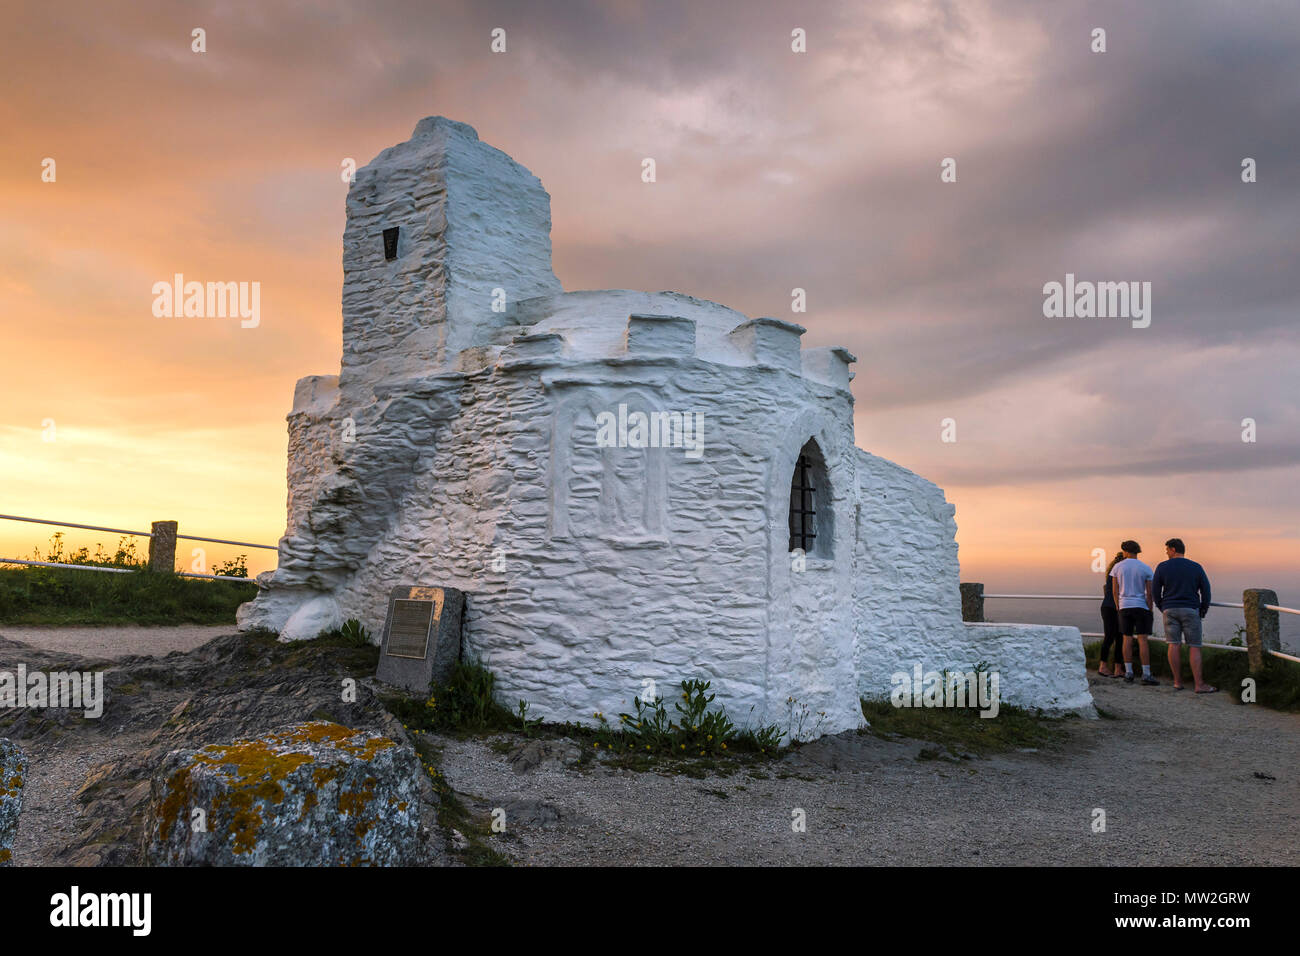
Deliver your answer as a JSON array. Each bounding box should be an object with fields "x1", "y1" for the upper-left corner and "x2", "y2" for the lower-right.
[
  {"x1": 382, "y1": 659, "x2": 521, "y2": 736},
  {"x1": 1085, "y1": 638, "x2": 1300, "y2": 711},
  {"x1": 0, "y1": 565, "x2": 256, "y2": 625},
  {"x1": 408, "y1": 733, "x2": 511, "y2": 866},
  {"x1": 860, "y1": 698, "x2": 1069, "y2": 757},
  {"x1": 381, "y1": 664, "x2": 788, "y2": 779}
]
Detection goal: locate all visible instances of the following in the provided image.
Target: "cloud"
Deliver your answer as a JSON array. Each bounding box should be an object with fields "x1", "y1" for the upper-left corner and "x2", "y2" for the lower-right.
[{"x1": 1, "y1": 0, "x2": 1296, "y2": 586}]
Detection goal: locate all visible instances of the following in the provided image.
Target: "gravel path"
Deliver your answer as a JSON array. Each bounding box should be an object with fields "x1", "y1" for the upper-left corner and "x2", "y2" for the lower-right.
[
  {"x1": 3, "y1": 627, "x2": 1295, "y2": 866},
  {"x1": 437, "y1": 675, "x2": 1299, "y2": 866},
  {"x1": 10, "y1": 736, "x2": 144, "y2": 865},
  {"x1": 0, "y1": 625, "x2": 232, "y2": 658}
]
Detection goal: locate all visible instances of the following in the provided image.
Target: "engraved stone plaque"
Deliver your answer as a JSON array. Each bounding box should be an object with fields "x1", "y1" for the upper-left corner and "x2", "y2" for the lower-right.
[
  {"x1": 386, "y1": 596, "x2": 439, "y2": 659},
  {"x1": 375, "y1": 585, "x2": 464, "y2": 694}
]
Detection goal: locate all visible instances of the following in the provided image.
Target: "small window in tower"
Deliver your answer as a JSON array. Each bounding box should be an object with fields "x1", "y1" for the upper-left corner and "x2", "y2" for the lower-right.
[
  {"x1": 787, "y1": 438, "x2": 831, "y2": 558},
  {"x1": 382, "y1": 226, "x2": 400, "y2": 261},
  {"x1": 789, "y1": 452, "x2": 816, "y2": 553}
]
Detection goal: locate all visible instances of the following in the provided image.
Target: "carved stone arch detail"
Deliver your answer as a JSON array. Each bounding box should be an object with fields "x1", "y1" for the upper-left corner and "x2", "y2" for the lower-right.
[{"x1": 549, "y1": 387, "x2": 669, "y2": 542}]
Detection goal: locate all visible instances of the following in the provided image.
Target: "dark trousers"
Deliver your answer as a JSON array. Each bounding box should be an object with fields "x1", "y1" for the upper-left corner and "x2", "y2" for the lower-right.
[{"x1": 1099, "y1": 606, "x2": 1123, "y2": 665}]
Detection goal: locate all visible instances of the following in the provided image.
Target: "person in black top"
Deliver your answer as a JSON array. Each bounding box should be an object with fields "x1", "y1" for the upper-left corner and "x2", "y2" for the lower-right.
[{"x1": 1098, "y1": 551, "x2": 1125, "y2": 677}]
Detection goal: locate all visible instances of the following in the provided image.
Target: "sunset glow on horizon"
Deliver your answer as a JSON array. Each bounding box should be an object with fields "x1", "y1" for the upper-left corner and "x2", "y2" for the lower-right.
[{"x1": 3, "y1": 0, "x2": 1297, "y2": 603}]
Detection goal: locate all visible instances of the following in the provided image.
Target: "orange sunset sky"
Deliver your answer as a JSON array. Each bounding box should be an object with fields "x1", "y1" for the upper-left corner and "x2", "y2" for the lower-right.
[{"x1": 1, "y1": 1, "x2": 1297, "y2": 605}]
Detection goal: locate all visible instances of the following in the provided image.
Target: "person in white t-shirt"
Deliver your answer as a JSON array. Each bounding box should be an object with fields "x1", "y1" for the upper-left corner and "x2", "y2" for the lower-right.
[{"x1": 1109, "y1": 539, "x2": 1160, "y2": 685}]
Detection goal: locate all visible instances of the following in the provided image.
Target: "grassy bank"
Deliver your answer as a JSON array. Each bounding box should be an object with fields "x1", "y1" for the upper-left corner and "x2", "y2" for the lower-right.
[
  {"x1": 860, "y1": 698, "x2": 1069, "y2": 757},
  {"x1": 1084, "y1": 638, "x2": 1300, "y2": 711},
  {"x1": 0, "y1": 565, "x2": 256, "y2": 625}
]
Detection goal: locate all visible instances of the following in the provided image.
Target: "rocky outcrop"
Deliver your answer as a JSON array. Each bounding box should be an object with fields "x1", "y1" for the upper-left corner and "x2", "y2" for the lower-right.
[
  {"x1": 0, "y1": 739, "x2": 24, "y2": 866},
  {"x1": 0, "y1": 632, "x2": 449, "y2": 866},
  {"x1": 143, "y1": 721, "x2": 422, "y2": 867}
]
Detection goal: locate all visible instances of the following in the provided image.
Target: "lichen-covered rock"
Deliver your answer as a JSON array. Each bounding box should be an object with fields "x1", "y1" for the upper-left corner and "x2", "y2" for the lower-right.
[
  {"x1": 142, "y1": 721, "x2": 421, "y2": 866},
  {"x1": 0, "y1": 739, "x2": 25, "y2": 866}
]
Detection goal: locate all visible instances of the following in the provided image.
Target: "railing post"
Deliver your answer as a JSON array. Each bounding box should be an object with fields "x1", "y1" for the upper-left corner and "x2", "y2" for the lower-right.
[
  {"x1": 961, "y1": 582, "x2": 985, "y2": 623},
  {"x1": 148, "y1": 520, "x2": 177, "y2": 573},
  {"x1": 1243, "y1": 588, "x2": 1280, "y2": 674}
]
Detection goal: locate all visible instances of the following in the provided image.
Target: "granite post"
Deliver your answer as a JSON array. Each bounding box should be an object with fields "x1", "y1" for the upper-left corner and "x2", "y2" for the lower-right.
[
  {"x1": 960, "y1": 583, "x2": 985, "y2": 623},
  {"x1": 1243, "y1": 588, "x2": 1280, "y2": 674},
  {"x1": 149, "y1": 520, "x2": 178, "y2": 574}
]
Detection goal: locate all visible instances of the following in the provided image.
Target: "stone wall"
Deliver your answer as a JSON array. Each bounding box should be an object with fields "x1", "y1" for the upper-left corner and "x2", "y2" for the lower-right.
[
  {"x1": 955, "y1": 623, "x2": 1095, "y2": 714},
  {"x1": 326, "y1": 337, "x2": 863, "y2": 735},
  {"x1": 852, "y1": 448, "x2": 965, "y2": 697},
  {"x1": 340, "y1": 117, "x2": 560, "y2": 395},
  {"x1": 851, "y1": 449, "x2": 1093, "y2": 715}
]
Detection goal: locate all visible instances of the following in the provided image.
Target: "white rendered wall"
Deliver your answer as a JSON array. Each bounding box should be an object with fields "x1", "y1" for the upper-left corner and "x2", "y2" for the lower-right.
[
  {"x1": 241, "y1": 116, "x2": 1094, "y2": 737},
  {"x1": 317, "y1": 314, "x2": 862, "y2": 737},
  {"x1": 852, "y1": 448, "x2": 1093, "y2": 715}
]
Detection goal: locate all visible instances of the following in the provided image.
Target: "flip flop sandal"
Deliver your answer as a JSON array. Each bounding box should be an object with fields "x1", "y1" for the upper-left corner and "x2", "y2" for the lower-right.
[
  {"x1": 1172, "y1": 684, "x2": 1184, "y2": 691},
  {"x1": 1194, "y1": 686, "x2": 1219, "y2": 694}
]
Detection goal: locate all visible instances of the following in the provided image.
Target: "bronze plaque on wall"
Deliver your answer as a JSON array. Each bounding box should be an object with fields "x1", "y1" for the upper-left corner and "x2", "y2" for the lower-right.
[
  {"x1": 385, "y1": 599, "x2": 435, "y2": 659},
  {"x1": 375, "y1": 585, "x2": 463, "y2": 694}
]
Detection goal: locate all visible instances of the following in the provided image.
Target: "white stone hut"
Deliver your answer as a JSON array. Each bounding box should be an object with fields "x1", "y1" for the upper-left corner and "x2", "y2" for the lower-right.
[{"x1": 240, "y1": 117, "x2": 1092, "y2": 739}]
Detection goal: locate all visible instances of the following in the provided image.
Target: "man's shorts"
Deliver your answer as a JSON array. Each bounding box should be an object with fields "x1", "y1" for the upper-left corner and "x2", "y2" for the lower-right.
[
  {"x1": 1163, "y1": 607, "x2": 1203, "y2": 647},
  {"x1": 1119, "y1": 607, "x2": 1154, "y2": 636}
]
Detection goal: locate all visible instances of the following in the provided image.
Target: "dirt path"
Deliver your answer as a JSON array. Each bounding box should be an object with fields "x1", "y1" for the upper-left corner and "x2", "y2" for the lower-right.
[
  {"x1": 3, "y1": 628, "x2": 1295, "y2": 866},
  {"x1": 11, "y1": 735, "x2": 145, "y2": 865},
  {"x1": 436, "y1": 674, "x2": 1299, "y2": 866},
  {"x1": 0, "y1": 625, "x2": 232, "y2": 658}
]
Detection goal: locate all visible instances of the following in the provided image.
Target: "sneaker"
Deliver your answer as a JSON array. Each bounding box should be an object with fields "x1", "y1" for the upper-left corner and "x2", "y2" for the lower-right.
[
  {"x1": 1124, "y1": 673, "x2": 1134, "y2": 683},
  {"x1": 1141, "y1": 676, "x2": 1160, "y2": 686}
]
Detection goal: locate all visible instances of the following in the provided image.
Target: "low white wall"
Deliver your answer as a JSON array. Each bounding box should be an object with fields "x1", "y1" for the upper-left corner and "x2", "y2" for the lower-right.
[
  {"x1": 958, "y1": 623, "x2": 1095, "y2": 715},
  {"x1": 851, "y1": 447, "x2": 1095, "y2": 718}
]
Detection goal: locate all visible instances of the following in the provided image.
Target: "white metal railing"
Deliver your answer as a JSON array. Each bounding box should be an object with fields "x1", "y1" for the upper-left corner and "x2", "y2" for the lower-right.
[
  {"x1": 985, "y1": 594, "x2": 1103, "y2": 601},
  {"x1": 1, "y1": 557, "x2": 136, "y2": 575},
  {"x1": 0, "y1": 514, "x2": 154, "y2": 537},
  {"x1": 0, "y1": 513, "x2": 277, "y2": 551},
  {"x1": 0, "y1": 556, "x2": 258, "y2": 583},
  {"x1": 0, "y1": 513, "x2": 276, "y2": 582},
  {"x1": 982, "y1": 591, "x2": 1300, "y2": 663}
]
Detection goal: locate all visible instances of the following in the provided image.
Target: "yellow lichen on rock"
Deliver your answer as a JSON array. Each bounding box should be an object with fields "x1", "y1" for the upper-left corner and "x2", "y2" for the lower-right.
[
  {"x1": 280, "y1": 721, "x2": 397, "y2": 760},
  {"x1": 146, "y1": 721, "x2": 418, "y2": 865}
]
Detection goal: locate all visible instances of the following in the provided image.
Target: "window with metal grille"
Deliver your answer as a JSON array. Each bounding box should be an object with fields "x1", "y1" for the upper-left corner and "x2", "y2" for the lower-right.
[{"x1": 789, "y1": 452, "x2": 816, "y2": 553}]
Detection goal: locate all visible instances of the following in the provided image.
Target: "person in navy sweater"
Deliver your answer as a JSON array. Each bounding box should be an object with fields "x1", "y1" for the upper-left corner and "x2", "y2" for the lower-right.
[{"x1": 1152, "y1": 538, "x2": 1217, "y2": 694}]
